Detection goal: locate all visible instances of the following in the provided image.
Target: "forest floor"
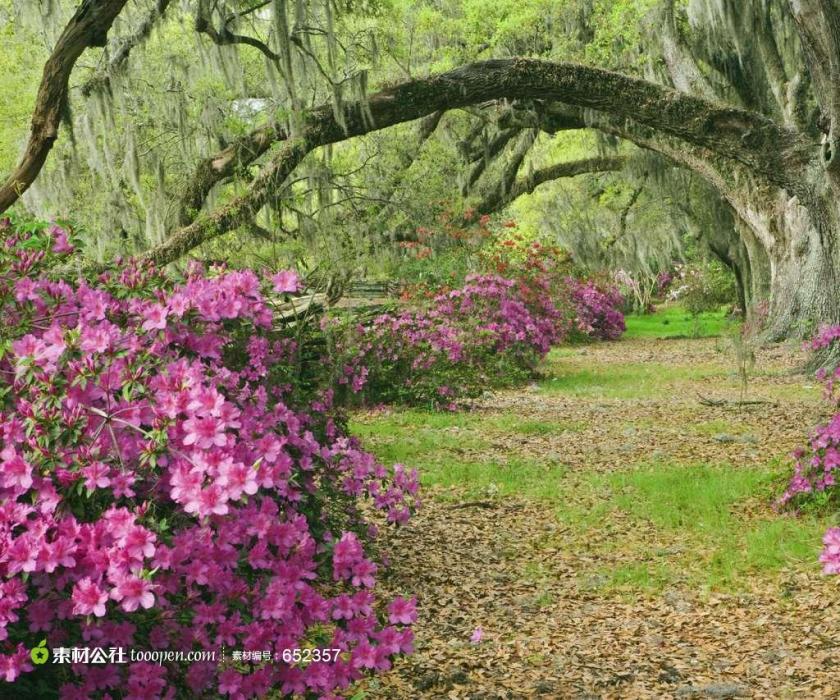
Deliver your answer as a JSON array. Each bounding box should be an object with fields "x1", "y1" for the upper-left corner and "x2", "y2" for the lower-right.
[{"x1": 351, "y1": 308, "x2": 840, "y2": 699}]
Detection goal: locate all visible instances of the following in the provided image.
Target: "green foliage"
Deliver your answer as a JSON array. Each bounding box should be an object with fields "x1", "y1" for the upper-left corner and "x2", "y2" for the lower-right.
[{"x1": 677, "y1": 260, "x2": 738, "y2": 316}]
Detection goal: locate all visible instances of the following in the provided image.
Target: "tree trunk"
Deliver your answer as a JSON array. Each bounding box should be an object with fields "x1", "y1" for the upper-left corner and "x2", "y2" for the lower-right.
[{"x1": 729, "y1": 187, "x2": 840, "y2": 339}]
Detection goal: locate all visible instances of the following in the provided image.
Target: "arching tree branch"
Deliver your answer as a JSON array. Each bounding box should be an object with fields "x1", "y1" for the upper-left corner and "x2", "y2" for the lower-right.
[
  {"x1": 177, "y1": 122, "x2": 288, "y2": 226},
  {"x1": 144, "y1": 57, "x2": 816, "y2": 266},
  {"x1": 0, "y1": 0, "x2": 130, "y2": 214},
  {"x1": 476, "y1": 155, "x2": 627, "y2": 214}
]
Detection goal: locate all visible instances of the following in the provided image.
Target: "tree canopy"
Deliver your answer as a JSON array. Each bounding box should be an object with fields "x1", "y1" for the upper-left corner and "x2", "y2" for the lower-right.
[{"x1": 2, "y1": 0, "x2": 840, "y2": 336}]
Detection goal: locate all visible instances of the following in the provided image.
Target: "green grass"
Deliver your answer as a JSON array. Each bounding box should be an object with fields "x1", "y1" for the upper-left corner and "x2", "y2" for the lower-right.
[
  {"x1": 596, "y1": 563, "x2": 673, "y2": 593},
  {"x1": 537, "y1": 357, "x2": 723, "y2": 399},
  {"x1": 604, "y1": 462, "x2": 768, "y2": 530},
  {"x1": 623, "y1": 304, "x2": 732, "y2": 339},
  {"x1": 351, "y1": 410, "x2": 576, "y2": 500},
  {"x1": 570, "y1": 462, "x2": 832, "y2": 591}
]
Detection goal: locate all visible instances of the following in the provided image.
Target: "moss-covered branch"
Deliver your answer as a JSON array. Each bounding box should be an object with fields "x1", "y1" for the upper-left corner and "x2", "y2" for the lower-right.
[
  {"x1": 0, "y1": 0, "x2": 130, "y2": 214},
  {"x1": 146, "y1": 57, "x2": 815, "y2": 265}
]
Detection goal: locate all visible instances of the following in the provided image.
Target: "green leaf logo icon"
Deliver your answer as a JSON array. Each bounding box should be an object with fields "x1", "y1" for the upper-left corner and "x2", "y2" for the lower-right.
[{"x1": 30, "y1": 639, "x2": 49, "y2": 665}]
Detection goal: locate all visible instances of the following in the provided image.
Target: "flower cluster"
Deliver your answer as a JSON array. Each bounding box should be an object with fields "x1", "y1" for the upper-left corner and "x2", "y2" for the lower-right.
[
  {"x1": 663, "y1": 262, "x2": 736, "y2": 315},
  {"x1": 0, "y1": 217, "x2": 418, "y2": 697},
  {"x1": 331, "y1": 273, "x2": 567, "y2": 408}
]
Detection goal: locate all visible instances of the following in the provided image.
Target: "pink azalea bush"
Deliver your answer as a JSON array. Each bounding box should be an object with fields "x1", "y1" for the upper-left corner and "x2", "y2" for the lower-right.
[
  {"x1": 331, "y1": 273, "x2": 567, "y2": 408},
  {"x1": 0, "y1": 217, "x2": 419, "y2": 697},
  {"x1": 781, "y1": 324, "x2": 840, "y2": 574},
  {"x1": 479, "y1": 229, "x2": 624, "y2": 343},
  {"x1": 563, "y1": 278, "x2": 626, "y2": 342}
]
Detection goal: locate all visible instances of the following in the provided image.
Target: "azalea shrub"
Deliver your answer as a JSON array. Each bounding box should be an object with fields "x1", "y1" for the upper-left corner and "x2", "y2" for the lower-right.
[
  {"x1": 481, "y1": 228, "x2": 624, "y2": 343},
  {"x1": 563, "y1": 278, "x2": 626, "y2": 342},
  {"x1": 0, "y1": 217, "x2": 419, "y2": 698},
  {"x1": 780, "y1": 325, "x2": 840, "y2": 574},
  {"x1": 331, "y1": 273, "x2": 567, "y2": 408}
]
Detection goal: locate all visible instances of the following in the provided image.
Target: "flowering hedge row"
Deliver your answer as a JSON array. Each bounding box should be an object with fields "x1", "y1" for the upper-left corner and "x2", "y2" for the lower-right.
[
  {"x1": 0, "y1": 218, "x2": 419, "y2": 698},
  {"x1": 331, "y1": 273, "x2": 567, "y2": 408},
  {"x1": 328, "y1": 232, "x2": 626, "y2": 409}
]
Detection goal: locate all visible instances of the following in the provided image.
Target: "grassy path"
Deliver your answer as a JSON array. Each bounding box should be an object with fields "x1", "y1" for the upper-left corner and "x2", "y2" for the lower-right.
[{"x1": 352, "y1": 312, "x2": 840, "y2": 699}]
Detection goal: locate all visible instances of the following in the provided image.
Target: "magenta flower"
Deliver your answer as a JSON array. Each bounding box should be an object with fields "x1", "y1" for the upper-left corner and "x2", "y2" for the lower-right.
[
  {"x1": 49, "y1": 225, "x2": 74, "y2": 254},
  {"x1": 182, "y1": 415, "x2": 227, "y2": 449},
  {"x1": 110, "y1": 575, "x2": 155, "y2": 612},
  {"x1": 820, "y1": 528, "x2": 840, "y2": 574},
  {"x1": 71, "y1": 578, "x2": 109, "y2": 617},
  {"x1": 140, "y1": 303, "x2": 169, "y2": 332},
  {"x1": 0, "y1": 222, "x2": 421, "y2": 696},
  {"x1": 1, "y1": 452, "x2": 33, "y2": 492},
  {"x1": 270, "y1": 269, "x2": 301, "y2": 293},
  {"x1": 81, "y1": 461, "x2": 110, "y2": 491},
  {"x1": 387, "y1": 596, "x2": 417, "y2": 625},
  {"x1": 215, "y1": 460, "x2": 258, "y2": 500},
  {"x1": 121, "y1": 525, "x2": 157, "y2": 560}
]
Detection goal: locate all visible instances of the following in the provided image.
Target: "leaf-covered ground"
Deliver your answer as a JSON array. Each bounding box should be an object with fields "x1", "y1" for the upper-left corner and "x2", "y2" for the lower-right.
[{"x1": 352, "y1": 328, "x2": 840, "y2": 699}]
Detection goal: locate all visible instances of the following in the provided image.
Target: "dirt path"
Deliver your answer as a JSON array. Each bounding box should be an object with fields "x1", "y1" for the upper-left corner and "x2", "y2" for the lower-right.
[{"x1": 355, "y1": 338, "x2": 840, "y2": 699}]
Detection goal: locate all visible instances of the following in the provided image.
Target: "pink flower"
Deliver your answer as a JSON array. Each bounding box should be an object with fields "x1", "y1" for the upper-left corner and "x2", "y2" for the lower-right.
[
  {"x1": 1, "y1": 451, "x2": 33, "y2": 491},
  {"x1": 387, "y1": 597, "x2": 417, "y2": 625},
  {"x1": 188, "y1": 387, "x2": 225, "y2": 416},
  {"x1": 216, "y1": 461, "x2": 258, "y2": 500},
  {"x1": 81, "y1": 461, "x2": 110, "y2": 491},
  {"x1": 270, "y1": 270, "x2": 301, "y2": 293},
  {"x1": 182, "y1": 415, "x2": 227, "y2": 449},
  {"x1": 72, "y1": 578, "x2": 109, "y2": 617},
  {"x1": 185, "y1": 483, "x2": 229, "y2": 517},
  {"x1": 219, "y1": 669, "x2": 242, "y2": 695},
  {"x1": 0, "y1": 644, "x2": 32, "y2": 682},
  {"x1": 27, "y1": 599, "x2": 54, "y2": 632},
  {"x1": 0, "y1": 222, "x2": 424, "y2": 697},
  {"x1": 121, "y1": 525, "x2": 156, "y2": 560},
  {"x1": 38, "y1": 537, "x2": 77, "y2": 573},
  {"x1": 469, "y1": 627, "x2": 483, "y2": 644},
  {"x1": 820, "y1": 528, "x2": 840, "y2": 574},
  {"x1": 141, "y1": 303, "x2": 169, "y2": 332},
  {"x1": 5, "y1": 534, "x2": 39, "y2": 574},
  {"x1": 351, "y1": 642, "x2": 377, "y2": 670},
  {"x1": 111, "y1": 472, "x2": 136, "y2": 498},
  {"x1": 80, "y1": 323, "x2": 116, "y2": 353},
  {"x1": 50, "y1": 225, "x2": 74, "y2": 254},
  {"x1": 110, "y1": 574, "x2": 155, "y2": 612}
]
